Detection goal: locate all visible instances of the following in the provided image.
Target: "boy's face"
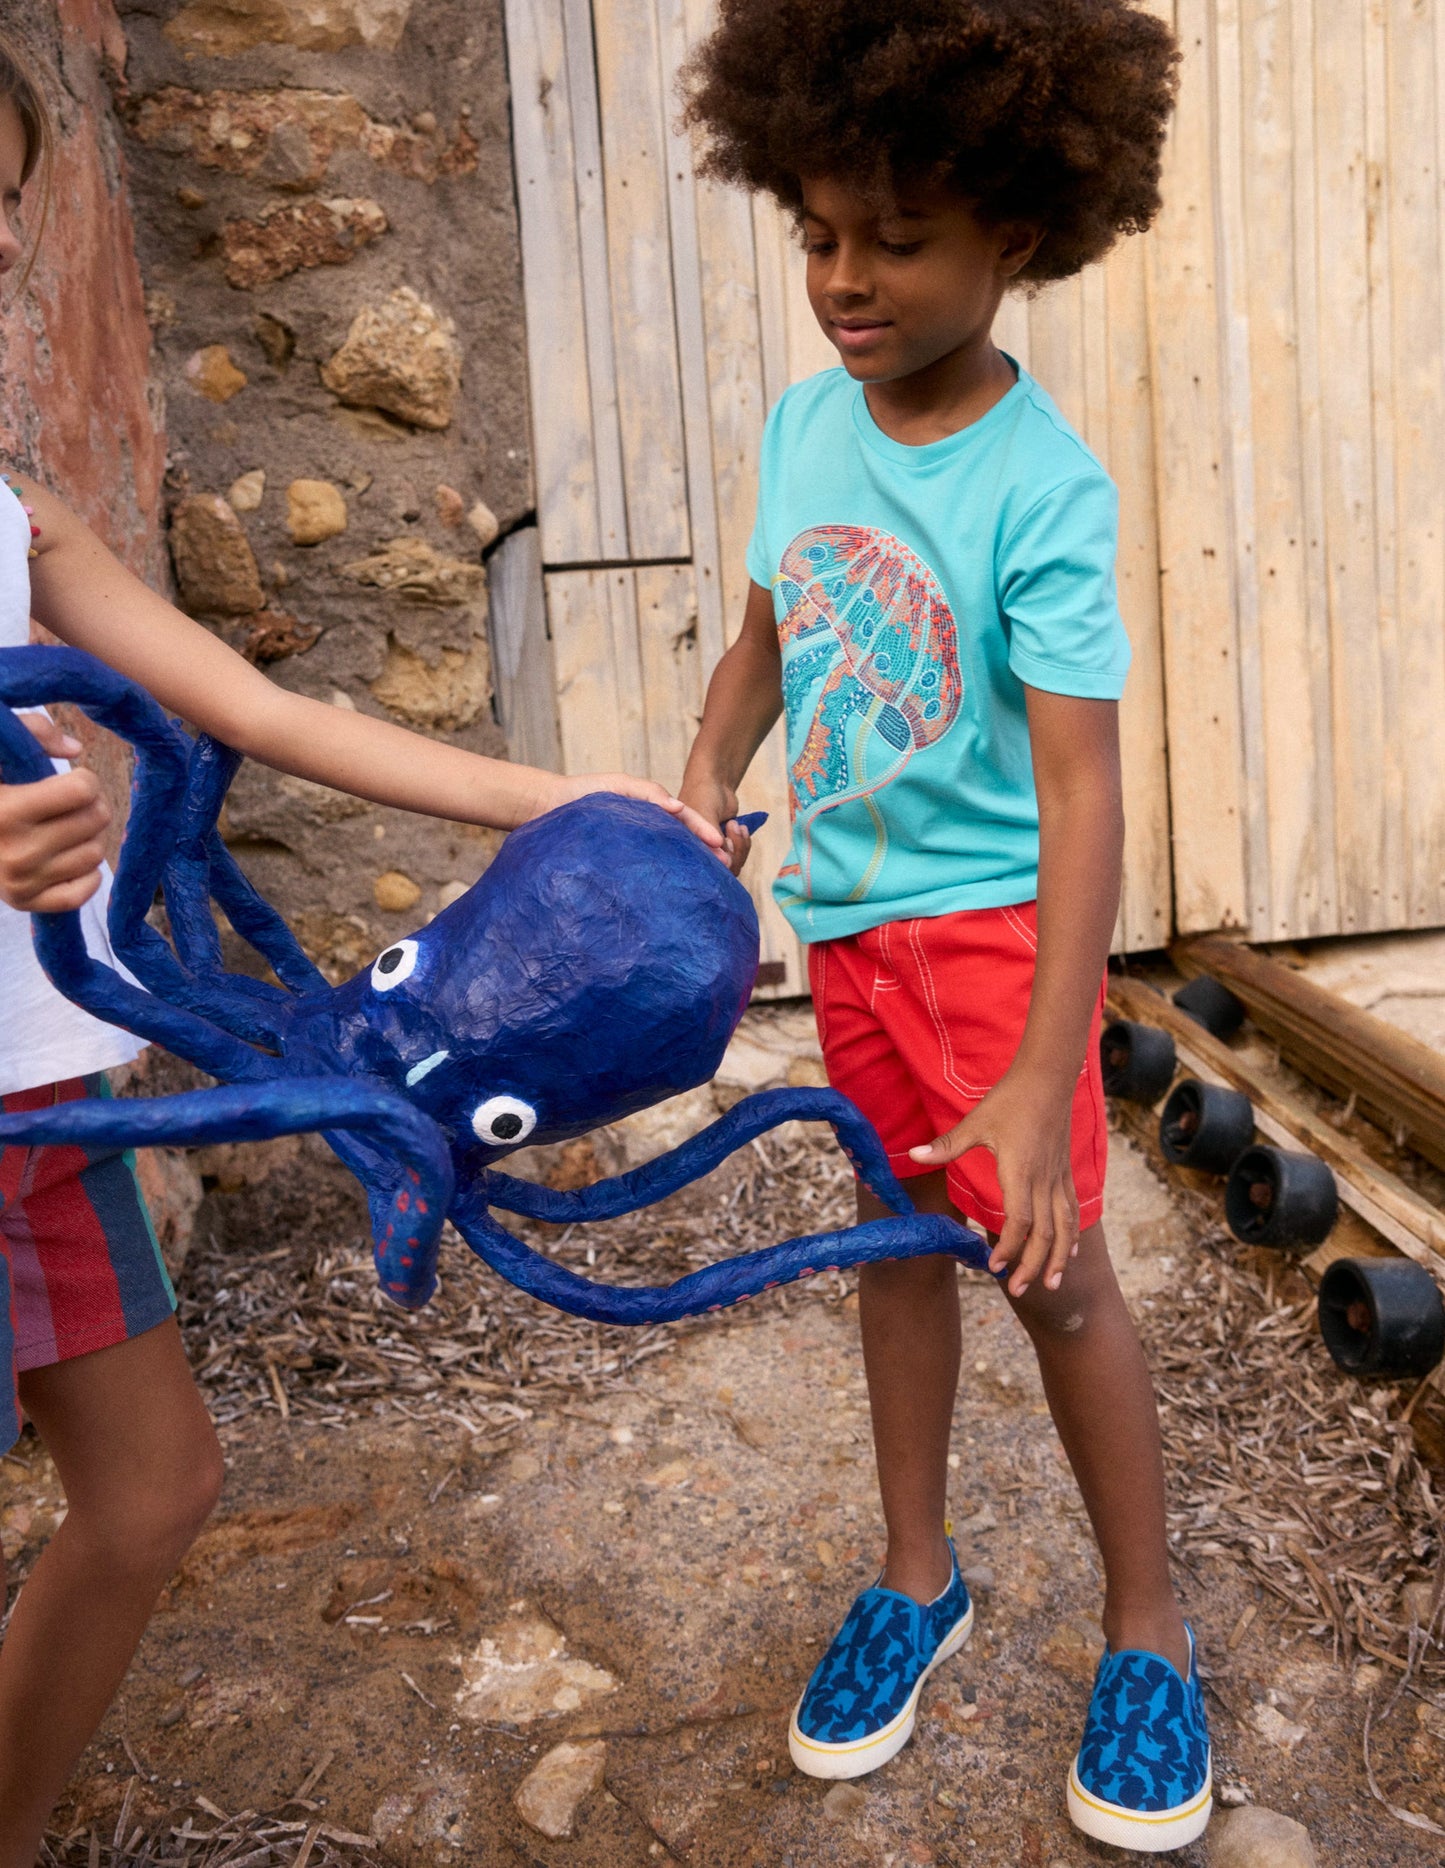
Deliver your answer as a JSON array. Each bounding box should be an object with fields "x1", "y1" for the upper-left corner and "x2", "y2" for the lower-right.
[
  {"x1": 0, "y1": 100, "x2": 27, "y2": 281},
  {"x1": 799, "y1": 177, "x2": 1034, "y2": 385}
]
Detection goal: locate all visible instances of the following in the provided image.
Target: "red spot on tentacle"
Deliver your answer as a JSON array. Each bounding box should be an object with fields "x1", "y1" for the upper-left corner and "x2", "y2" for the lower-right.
[
  {"x1": 408, "y1": 1168, "x2": 420, "y2": 1184},
  {"x1": 397, "y1": 1191, "x2": 411, "y2": 1211},
  {"x1": 401, "y1": 1256, "x2": 413, "y2": 1267},
  {"x1": 417, "y1": 1200, "x2": 429, "y2": 1215}
]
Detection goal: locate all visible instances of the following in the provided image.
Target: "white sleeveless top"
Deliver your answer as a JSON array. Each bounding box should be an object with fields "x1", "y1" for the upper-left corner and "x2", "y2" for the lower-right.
[{"x1": 0, "y1": 477, "x2": 144, "y2": 1094}]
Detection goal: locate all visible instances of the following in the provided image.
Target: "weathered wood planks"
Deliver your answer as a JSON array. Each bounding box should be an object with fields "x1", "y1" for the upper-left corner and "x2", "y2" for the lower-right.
[{"x1": 504, "y1": 0, "x2": 1445, "y2": 968}]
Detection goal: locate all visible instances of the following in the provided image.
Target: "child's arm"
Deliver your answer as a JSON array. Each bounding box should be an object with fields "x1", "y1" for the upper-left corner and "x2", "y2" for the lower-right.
[
  {"x1": 910, "y1": 691, "x2": 1124, "y2": 1297},
  {"x1": 0, "y1": 479, "x2": 722, "y2": 910},
  {"x1": 679, "y1": 580, "x2": 782, "y2": 869}
]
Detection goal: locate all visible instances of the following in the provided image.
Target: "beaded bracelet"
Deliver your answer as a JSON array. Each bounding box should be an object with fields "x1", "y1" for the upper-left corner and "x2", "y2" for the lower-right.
[{"x1": 2, "y1": 473, "x2": 40, "y2": 558}]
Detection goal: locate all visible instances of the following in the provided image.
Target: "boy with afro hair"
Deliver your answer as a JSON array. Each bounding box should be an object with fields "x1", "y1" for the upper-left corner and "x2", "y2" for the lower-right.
[{"x1": 679, "y1": 0, "x2": 1208, "y2": 1851}]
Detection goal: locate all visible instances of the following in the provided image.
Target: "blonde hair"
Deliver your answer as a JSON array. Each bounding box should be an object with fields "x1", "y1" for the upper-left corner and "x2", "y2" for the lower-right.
[{"x1": 0, "y1": 29, "x2": 55, "y2": 287}]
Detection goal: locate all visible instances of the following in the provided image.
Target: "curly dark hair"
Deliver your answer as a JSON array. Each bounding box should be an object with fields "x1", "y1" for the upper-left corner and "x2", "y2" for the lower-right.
[{"x1": 680, "y1": 0, "x2": 1179, "y2": 284}]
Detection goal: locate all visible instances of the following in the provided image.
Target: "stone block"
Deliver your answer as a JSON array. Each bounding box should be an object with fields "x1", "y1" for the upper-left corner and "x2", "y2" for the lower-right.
[
  {"x1": 514, "y1": 1741, "x2": 607, "y2": 1841},
  {"x1": 170, "y1": 494, "x2": 264, "y2": 616},
  {"x1": 221, "y1": 197, "x2": 387, "y2": 290},
  {"x1": 227, "y1": 469, "x2": 265, "y2": 512},
  {"x1": 223, "y1": 609, "x2": 321, "y2": 663},
  {"x1": 466, "y1": 499, "x2": 499, "y2": 548},
  {"x1": 286, "y1": 478, "x2": 348, "y2": 545},
  {"x1": 128, "y1": 85, "x2": 471, "y2": 190},
  {"x1": 374, "y1": 871, "x2": 421, "y2": 913},
  {"x1": 163, "y1": 0, "x2": 416, "y2": 57},
  {"x1": 1209, "y1": 1805, "x2": 1318, "y2": 1868},
  {"x1": 321, "y1": 288, "x2": 461, "y2": 430},
  {"x1": 184, "y1": 344, "x2": 247, "y2": 403},
  {"x1": 342, "y1": 539, "x2": 484, "y2": 605},
  {"x1": 455, "y1": 1612, "x2": 616, "y2": 1725},
  {"x1": 368, "y1": 635, "x2": 491, "y2": 732}
]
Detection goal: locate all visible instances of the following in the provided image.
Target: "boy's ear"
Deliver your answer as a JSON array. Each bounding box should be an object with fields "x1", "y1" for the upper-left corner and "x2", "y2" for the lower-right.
[{"x1": 997, "y1": 222, "x2": 1045, "y2": 279}]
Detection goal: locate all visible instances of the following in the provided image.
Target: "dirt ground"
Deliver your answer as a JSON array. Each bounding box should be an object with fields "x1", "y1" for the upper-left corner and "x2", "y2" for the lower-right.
[{"x1": 8, "y1": 986, "x2": 1445, "y2": 1867}]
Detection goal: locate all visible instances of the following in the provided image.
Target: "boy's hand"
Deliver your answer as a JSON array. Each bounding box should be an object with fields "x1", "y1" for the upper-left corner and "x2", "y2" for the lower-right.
[
  {"x1": 0, "y1": 714, "x2": 111, "y2": 913},
  {"x1": 677, "y1": 775, "x2": 753, "y2": 876},
  {"x1": 909, "y1": 1066, "x2": 1079, "y2": 1298},
  {"x1": 551, "y1": 771, "x2": 730, "y2": 861}
]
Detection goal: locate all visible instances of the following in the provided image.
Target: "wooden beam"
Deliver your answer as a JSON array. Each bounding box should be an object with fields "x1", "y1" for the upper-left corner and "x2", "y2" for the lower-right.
[
  {"x1": 1107, "y1": 974, "x2": 1445, "y2": 1276},
  {"x1": 1172, "y1": 936, "x2": 1445, "y2": 1172}
]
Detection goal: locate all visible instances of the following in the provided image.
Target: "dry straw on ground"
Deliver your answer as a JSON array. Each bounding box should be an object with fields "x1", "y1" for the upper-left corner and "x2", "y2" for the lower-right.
[
  {"x1": 178, "y1": 1127, "x2": 1442, "y2": 1680},
  {"x1": 42, "y1": 1769, "x2": 382, "y2": 1868},
  {"x1": 45, "y1": 1130, "x2": 1444, "y2": 1858},
  {"x1": 178, "y1": 1127, "x2": 857, "y2": 1445},
  {"x1": 1145, "y1": 1227, "x2": 1442, "y2": 1682}
]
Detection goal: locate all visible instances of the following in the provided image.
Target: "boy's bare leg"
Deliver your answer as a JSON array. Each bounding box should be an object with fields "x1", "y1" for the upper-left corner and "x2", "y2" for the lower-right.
[
  {"x1": 858, "y1": 1173, "x2": 1188, "y2": 1677},
  {"x1": 0, "y1": 1318, "x2": 223, "y2": 1868},
  {"x1": 857, "y1": 1231, "x2": 960, "y2": 1604}
]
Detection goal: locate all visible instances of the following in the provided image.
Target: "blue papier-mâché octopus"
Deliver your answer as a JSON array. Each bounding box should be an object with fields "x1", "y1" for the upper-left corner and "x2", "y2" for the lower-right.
[{"x1": 0, "y1": 646, "x2": 991, "y2": 1321}]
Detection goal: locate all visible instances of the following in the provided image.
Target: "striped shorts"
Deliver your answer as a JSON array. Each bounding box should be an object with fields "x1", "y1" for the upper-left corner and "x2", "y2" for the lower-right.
[{"x1": 0, "y1": 1074, "x2": 175, "y2": 1453}]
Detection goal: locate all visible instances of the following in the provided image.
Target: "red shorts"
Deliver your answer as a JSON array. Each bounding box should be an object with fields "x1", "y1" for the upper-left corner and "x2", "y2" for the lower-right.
[
  {"x1": 808, "y1": 903, "x2": 1108, "y2": 1236},
  {"x1": 0, "y1": 1075, "x2": 175, "y2": 1453}
]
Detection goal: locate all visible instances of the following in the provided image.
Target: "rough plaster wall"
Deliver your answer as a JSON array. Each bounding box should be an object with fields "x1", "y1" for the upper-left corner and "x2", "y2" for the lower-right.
[
  {"x1": 0, "y1": 0, "x2": 168, "y2": 837},
  {"x1": 114, "y1": 0, "x2": 533, "y2": 978}
]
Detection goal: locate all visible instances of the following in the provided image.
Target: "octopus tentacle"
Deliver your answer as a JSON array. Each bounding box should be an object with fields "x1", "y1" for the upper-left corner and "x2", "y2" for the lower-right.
[
  {"x1": 450, "y1": 1194, "x2": 989, "y2": 1325},
  {"x1": 0, "y1": 651, "x2": 270, "y2": 1079},
  {"x1": 185, "y1": 736, "x2": 327, "y2": 997},
  {"x1": 482, "y1": 1087, "x2": 927, "y2": 1225}
]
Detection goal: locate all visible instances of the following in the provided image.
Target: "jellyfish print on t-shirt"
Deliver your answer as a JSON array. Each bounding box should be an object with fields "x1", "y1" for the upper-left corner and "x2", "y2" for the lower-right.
[{"x1": 774, "y1": 525, "x2": 962, "y2": 904}]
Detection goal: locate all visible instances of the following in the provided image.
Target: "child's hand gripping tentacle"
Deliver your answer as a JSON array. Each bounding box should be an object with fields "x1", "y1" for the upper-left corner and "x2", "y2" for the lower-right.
[
  {"x1": 0, "y1": 1076, "x2": 454, "y2": 1310},
  {"x1": 452, "y1": 1187, "x2": 986, "y2": 1325},
  {"x1": 0, "y1": 649, "x2": 271, "y2": 1080},
  {"x1": 482, "y1": 1085, "x2": 924, "y2": 1226}
]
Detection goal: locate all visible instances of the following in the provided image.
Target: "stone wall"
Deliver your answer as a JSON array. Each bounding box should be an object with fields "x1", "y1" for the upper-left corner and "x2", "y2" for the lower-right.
[{"x1": 114, "y1": 0, "x2": 533, "y2": 977}]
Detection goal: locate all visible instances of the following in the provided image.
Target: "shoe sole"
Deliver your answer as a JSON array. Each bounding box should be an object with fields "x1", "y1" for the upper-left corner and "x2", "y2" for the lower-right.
[
  {"x1": 1066, "y1": 1758, "x2": 1213, "y2": 1853},
  {"x1": 787, "y1": 1602, "x2": 974, "y2": 1781}
]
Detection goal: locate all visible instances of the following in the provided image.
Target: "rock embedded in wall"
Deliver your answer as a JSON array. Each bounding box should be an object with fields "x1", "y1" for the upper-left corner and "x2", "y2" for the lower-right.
[
  {"x1": 321, "y1": 288, "x2": 462, "y2": 430},
  {"x1": 220, "y1": 194, "x2": 388, "y2": 288},
  {"x1": 129, "y1": 85, "x2": 479, "y2": 187},
  {"x1": 185, "y1": 343, "x2": 247, "y2": 401},
  {"x1": 369, "y1": 635, "x2": 491, "y2": 733},
  {"x1": 285, "y1": 478, "x2": 348, "y2": 544},
  {"x1": 162, "y1": 0, "x2": 417, "y2": 57},
  {"x1": 114, "y1": 0, "x2": 533, "y2": 967},
  {"x1": 170, "y1": 493, "x2": 266, "y2": 614},
  {"x1": 341, "y1": 537, "x2": 483, "y2": 604}
]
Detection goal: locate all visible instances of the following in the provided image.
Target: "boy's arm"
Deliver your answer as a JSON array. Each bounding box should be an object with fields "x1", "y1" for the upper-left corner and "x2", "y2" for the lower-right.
[
  {"x1": 1, "y1": 481, "x2": 721, "y2": 909},
  {"x1": 679, "y1": 580, "x2": 782, "y2": 870},
  {"x1": 910, "y1": 690, "x2": 1123, "y2": 1297}
]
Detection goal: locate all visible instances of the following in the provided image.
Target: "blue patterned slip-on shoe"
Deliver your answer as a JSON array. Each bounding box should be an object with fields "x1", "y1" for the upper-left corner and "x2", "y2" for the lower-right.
[
  {"x1": 1067, "y1": 1624, "x2": 1212, "y2": 1852},
  {"x1": 788, "y1": 1541, "x2": 973, "y2": 1780}
]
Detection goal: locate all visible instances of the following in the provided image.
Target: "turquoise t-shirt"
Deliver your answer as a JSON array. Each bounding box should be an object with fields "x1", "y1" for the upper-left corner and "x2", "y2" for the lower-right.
[{"x1": 745, "y1": 363, "x2": 1131, "y2": 942}]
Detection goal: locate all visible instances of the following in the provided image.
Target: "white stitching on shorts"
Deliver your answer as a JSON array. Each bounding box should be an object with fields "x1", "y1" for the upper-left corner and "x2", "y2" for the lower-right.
[
  {"x1": 1000, "y1": 903, "x2": 1038, "y2": 954},
  {"x1": 905, "y1": 919, "x2": 992, "y2": 1098}
]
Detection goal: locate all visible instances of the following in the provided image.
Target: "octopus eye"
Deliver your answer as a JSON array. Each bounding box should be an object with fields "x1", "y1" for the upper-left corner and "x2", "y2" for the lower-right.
[
  {"x1": 371, "y1": 938, "x2": 420, "y2": 991},
  {"x1": 471, "y1": 1095, "x2": 537, "y2": 1147}
]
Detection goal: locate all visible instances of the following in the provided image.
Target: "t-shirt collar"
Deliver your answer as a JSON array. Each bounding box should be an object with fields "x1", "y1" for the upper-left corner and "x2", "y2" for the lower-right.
[{"x1": 850, "y1": 356, "x2": 1029, "y2": 466}]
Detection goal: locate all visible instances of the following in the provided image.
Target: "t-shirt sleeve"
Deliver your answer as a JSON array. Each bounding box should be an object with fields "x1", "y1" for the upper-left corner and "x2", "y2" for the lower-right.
[{"x1": 997, "y1": 471, "x2": 1131, "y2": 700}]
